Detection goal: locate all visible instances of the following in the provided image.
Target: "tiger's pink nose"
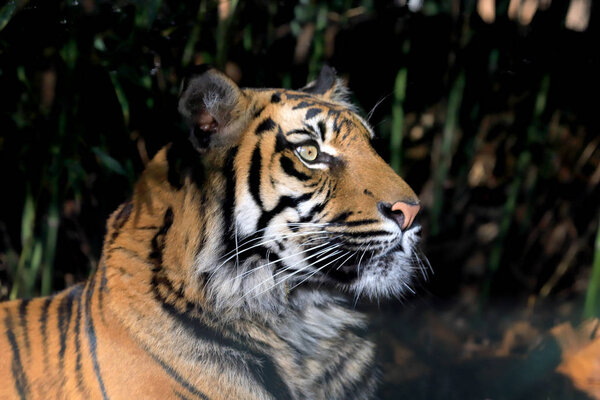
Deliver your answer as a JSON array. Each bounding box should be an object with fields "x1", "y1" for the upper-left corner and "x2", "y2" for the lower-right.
[{"x1": 391, "y1": 201, "x2": 421, "y2": 230}]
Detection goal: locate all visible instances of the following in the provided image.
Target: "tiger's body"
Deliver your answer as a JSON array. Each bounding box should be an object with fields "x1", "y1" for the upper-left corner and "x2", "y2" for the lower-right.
[{"x1": 0, "y1": 66, "x2": 424, "y2": 399}]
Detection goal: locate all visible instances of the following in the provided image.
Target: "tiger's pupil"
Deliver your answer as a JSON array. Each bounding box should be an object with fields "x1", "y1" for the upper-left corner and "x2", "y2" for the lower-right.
[{"x1": 298, "y1": 145, "x2": 318, "y2": 161}]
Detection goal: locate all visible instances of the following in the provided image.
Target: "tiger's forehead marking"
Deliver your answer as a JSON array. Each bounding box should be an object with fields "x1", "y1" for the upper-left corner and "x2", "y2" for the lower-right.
[{"x1": 252, "y1": 89, "x2": 375, "y2": 143}]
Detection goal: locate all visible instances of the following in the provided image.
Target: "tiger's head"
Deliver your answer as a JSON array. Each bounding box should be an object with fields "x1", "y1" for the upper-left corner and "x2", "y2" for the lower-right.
[{"x1": 176, "y1": 66, "x2": 424, "y2": 314}]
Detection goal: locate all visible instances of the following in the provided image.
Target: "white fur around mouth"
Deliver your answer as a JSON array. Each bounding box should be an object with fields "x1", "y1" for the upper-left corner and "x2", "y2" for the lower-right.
[{"x1": 343, "y1": 224, "x2": 426, "y2": 300}]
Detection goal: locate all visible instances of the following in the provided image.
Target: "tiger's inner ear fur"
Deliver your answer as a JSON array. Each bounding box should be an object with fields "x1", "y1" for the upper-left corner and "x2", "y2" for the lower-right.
[
  {"x1": 300, "y1": 65, "x2": 351, "y2": 105},
  {"x1": 178, "y1": 67, "x2": 250, "y2": 151}
]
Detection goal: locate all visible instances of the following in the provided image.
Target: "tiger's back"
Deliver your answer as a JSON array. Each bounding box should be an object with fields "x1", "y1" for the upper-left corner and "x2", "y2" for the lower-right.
[
  {"x1": 1, "y1": 66, "x2": 424, "y2": 399},
  {"x1": 0, "y1": 278, "x2": 194, "y2": 399}
]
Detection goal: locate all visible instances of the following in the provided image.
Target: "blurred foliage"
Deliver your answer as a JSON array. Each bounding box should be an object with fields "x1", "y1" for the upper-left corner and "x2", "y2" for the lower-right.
[{"x1": 0, "y1": 0, "x2": 598, "y2": 324}]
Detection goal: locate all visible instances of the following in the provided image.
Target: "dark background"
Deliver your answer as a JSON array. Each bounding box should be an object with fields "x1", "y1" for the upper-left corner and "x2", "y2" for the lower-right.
[{"x1": 0, "y1": 0, "x2": 598, "y2": 398}]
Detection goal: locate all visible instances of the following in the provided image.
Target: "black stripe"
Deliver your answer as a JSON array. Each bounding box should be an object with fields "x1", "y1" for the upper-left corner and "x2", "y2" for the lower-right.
[
  {"x1": 74, "y1": 287, "x2": 85, "y2": 393},
  {"x1": 329, "y1": 211, "x2": 353, "y2": 224},
  {"x1": 292, "y1": 101, "x2": 310, "y2": 110},
  {"x1": 219, "y1": 147, "x2": 239, "y2": 259},
  {"x1": 98, "y1": 262, "x2": 108, "y2": 318},
  {"x1": 300, "y1": 200, "x2": 327, "y2": 223},
  {"x1": 280, "y1": 156, "x2": 310, "y2": 181},
  {"x1": 313, "y1": 178, "x2": 330, "y2": 199},
  {"x1": 158, "y1": 301, "x2": 292, "y2": 400},
  {"x1": 221, "y1": 147, "x2": 238, "y2": 232},
  {"x1": 4, "y1": 311, "x2": 31, "y2": 400},
  {"x1": 39, "y1": 296, "x2": 53, "y2": 367},
  {"x1": 173, "y1": 390, "x2": 195, "y2": 400},
  {"x1": 305, "y1": 108, "x2": 321, "y2": 120},
  {"x1": 322, "y1": 358, "x2": 377, "y2": 399},
  {"x1": 84, "y1": 277, "x2": 110, "y2": 400},
  {"x1": 108, "y1": 246, "x2": 148, "y2": 263},
  {"x1": 253, "y1": 106, "x2": 266, "y2": 118},
  {"x1": 330, "y1": 239, "x2": 387, "y2": 249},
  {"x1": 319, "y1": 350, "x2": 351, "y2": 389},
  {"x1": 142, "y1": 345, "x2": 210, "y2": 400},
  {"x1": 275, "y1": 131, "x2": 288, "y2": 153},
  {"x1": 109, "y1": 202, "x2": 133, "y2": 243},
  {"x1": 149, "y1": 208, "x2": 202, "y2": 315},
  {"x1": 149, "y1": 208, "x2": 174, "y2": 263},
  {"x1": 331, "y1": 219, "x2": 378, "y2": 227},
  {"x1": 285, "y1": 93, "x2": 313, "y2": 101},
  {"x1": 338, "y1": 230, "x2": 392, "y2": 238},
  {"x1": 248, "y1": 144, "x2": 263, "y2": 208},
  {"x1": 101, "y1": 202, "x2": 133, "y2": 313},
  {"x1": 317, "y1": 120, "x2": 327, "y2": 141},
  {"x1": 257, "y1": 193, "x2": 312, "y2": 231},
  {"x1": 166, "y1": 140, "x2": 207, "y2": 189},
  {"x1": 58, "y1": 287, "x2": 78, "y2": 368},
  {"x1": 18, "y1": 299, "x2": 30, "y2": 356},
  {"x1": 255, "y1": 117, "x2": 275, "y2": 135}
]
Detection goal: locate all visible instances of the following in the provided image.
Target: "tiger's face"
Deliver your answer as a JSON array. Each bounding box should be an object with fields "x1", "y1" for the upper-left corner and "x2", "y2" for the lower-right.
[{"x1": 179, "y1": 66, "x2": 424, "y2": 306}]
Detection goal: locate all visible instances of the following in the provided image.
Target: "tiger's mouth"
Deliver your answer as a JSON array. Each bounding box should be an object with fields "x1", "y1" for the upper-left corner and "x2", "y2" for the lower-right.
[{"x1": 309, "y1": 224, "x2": 423, "y2": 285}]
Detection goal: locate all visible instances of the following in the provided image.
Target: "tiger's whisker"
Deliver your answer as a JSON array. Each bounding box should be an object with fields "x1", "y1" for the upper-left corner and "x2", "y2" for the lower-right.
[
  {"x1": 216, "y1": 229, "x2": 331, "y2": 262},
  {"x1": 218, "y1": 234, "x2": 344, "y2": 287},
  {"x1": 232, "y1": 248, "x2": 345, "y2": 308},
  {"x1": 223, "y1": 241, "x2": 339, "y2": 284},
  {"x1": 287, "y1": 250, "x2": 352, "y2": 293},
  {"x1": 216, "y1": 222, "x2": 331, "y2": 261},
  {"x1": 268, "y1": 243, "x2": 343, "y2": 283},
  {"x1": 244, "y1": 243, "x2": 344, "y2": 291},
  {"x1": 210, "y1": 230, "x2": 331, "y2": 279}
]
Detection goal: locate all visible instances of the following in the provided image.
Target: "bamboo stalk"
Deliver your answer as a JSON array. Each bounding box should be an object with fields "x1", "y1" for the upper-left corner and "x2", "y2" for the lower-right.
[
  {"x1": 40, "y1": 196, "x2": 59, "y2": 296},
  {"x1": 9, "y1": 188, "x2": 36, "y2": 299},
  {"x1": 483, "y1": 75, "x2": 550, "y2": 301},
  {"x1": 431, "y1": 71, "x2": 466, "y2": 235},
  {"x1": 390, "y1": 41, "x2": 410, "y2": 174},
  {"x1": 23, "y1": 240, "x2": 42, "y2": 296},
  {"x1": 308, "y1": 4, "x2": 328, "y2": 81},
  {"x1": 109, "y1": 72, "x2": 130, "y2": 127},
  {"x1": 584, "y1": 219, "x2": 600, "y2": 318},
  {"x1": 390, "y1": 67, "x2": 406, "y2": 174},
  {"x1": 182, "y1": 2, "x2": 207, "y2": 67}
]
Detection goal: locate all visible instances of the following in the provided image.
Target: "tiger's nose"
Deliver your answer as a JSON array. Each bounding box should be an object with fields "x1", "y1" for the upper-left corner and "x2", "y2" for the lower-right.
[{"x1": 378, "y1": 201, "x2": 421, "y2": 230}]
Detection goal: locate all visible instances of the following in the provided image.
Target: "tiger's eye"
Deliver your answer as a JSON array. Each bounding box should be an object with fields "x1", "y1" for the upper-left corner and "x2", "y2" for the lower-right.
[{"x1": 297, "y1": 145, "x2": 319, "y2": 162}]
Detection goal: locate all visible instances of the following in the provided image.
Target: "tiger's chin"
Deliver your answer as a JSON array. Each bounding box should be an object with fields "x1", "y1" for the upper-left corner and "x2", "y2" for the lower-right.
[{"x1": 330, "y1": 225, "x2": 424, "y2": 300}]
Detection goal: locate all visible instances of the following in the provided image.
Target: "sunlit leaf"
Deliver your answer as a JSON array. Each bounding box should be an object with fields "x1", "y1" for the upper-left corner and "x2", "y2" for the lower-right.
[
  {"x1": 94, "y1": 36, "x2": 106, "y2": 52},
  {"x1": 92, "y1": 146, "x2": 128, "y2": 176},
  {"x1": 40, "y1": 198, "x2": 59, "y2": 296},
  {"x1": 59, "y1": 39, "x2": 78, "y2": 70},
  {"x1": 0, "y1": 0, "x2": 17, "y2": 32},
  {"x1": 20, "y1": 188, "x2": 35, "y2": 247},
  {"x1": 135, "y1": 0, "x2": 162, "y2": 29},
  {"x1": 108, "y1": 71, "x2": 130, "y2": 126}
]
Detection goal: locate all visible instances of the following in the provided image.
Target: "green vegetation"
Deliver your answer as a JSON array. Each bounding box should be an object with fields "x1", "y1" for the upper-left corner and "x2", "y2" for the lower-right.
[{"x1": 0, "y1": 1, "x2": 597, "y2": 322}]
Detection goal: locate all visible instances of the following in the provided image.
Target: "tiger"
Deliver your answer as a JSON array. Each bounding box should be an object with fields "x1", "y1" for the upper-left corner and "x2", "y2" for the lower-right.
[{"x1": 0, "y1": 65, "x2": 424, "y2": 400}]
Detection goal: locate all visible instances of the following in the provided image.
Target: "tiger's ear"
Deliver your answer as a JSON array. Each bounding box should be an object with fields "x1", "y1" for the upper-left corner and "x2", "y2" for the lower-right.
[
  {"x1": 300, "y1": 65, "x2": 350, "y2": 104},
  {"x1": 178, "y1": 66, "x2": 249, "y2": 151}
]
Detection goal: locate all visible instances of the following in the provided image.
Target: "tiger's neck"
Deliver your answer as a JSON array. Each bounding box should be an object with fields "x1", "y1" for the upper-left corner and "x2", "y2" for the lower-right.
[{"x1": 95, "y1": 146, "x2": 375, "y2": 397}]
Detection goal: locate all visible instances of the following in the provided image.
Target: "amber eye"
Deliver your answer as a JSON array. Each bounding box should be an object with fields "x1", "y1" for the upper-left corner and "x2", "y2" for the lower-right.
[{"x1": 296, "y1": 145, "x2": 319, "y2": 162}]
